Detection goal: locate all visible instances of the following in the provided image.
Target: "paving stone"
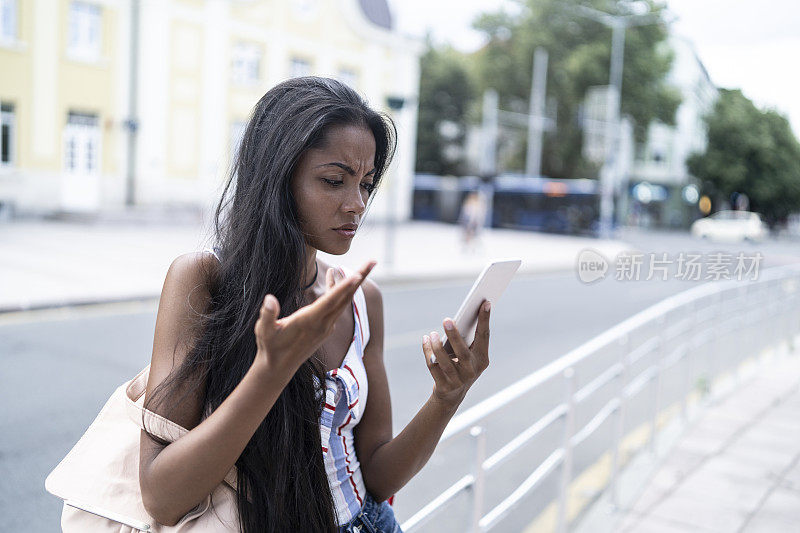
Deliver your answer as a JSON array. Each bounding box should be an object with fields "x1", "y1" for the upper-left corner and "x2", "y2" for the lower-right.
[
  {"x1": 648, "y1": 492, "x2": 748, "y2": 532},
  {"x1": 677, "y1": 467, "x2": 768, "y2": 512},
  {"x1": 750, "y1": 487, "x2": 800, "y2": 524},
  {"x1": 620, "y1": 512, "x2": 717, "y2": 533}
]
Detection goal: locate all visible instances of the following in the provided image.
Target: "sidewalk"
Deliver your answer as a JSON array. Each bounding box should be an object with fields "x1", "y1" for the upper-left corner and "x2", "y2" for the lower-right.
[
  {"x1": 586, "y1": 349, "x2": 800, "y2": 533},
  {"x1": 0, "y1": 217, "x2": 632, "y2": 312}
]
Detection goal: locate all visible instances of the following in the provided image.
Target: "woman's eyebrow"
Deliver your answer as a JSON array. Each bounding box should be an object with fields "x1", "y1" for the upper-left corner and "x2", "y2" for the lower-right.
[{"x1": 316, "y1": 162, "x2": 377, "y2": 177}]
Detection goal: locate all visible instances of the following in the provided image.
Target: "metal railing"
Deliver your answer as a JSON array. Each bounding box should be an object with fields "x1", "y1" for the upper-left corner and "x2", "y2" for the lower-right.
[{"x1": 400, "y1": 264, "x2": 800, "y2": 532}]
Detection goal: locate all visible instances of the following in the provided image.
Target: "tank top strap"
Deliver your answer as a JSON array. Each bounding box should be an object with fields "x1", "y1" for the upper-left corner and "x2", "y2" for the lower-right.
[{"x1": 339, "y1": 266, "x2": 370, "y2": 351}]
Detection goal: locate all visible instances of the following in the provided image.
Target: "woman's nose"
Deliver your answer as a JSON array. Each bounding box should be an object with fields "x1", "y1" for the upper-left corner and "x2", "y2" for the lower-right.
[{"x1": 343, "y1": 185, "x2": 366, "y2": 214}]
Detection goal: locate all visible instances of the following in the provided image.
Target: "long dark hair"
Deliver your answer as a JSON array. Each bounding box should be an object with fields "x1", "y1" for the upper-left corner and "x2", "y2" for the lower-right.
[{"x1": 144, "y1": 77, "x2": 396, "y2": 532}]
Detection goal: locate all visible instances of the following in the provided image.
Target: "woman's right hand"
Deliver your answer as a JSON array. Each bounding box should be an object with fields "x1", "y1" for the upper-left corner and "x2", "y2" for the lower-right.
[{"x1": 253, "y1": 260, "x2": 376, "y2": 374}]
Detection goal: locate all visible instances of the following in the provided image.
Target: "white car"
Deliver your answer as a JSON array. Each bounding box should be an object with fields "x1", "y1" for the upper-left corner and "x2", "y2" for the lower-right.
[{"x1": 690, "y1": 210, "x2": 768, "y2": 242}]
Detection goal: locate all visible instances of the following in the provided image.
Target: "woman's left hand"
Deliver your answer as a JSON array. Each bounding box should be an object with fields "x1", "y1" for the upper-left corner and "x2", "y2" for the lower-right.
[{"x1": 422, "y1": 300, "x2": 491, "y2": 409}]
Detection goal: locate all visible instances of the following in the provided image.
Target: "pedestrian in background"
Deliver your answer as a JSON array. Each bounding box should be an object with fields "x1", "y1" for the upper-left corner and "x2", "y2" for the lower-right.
[{"x1": 459, "y1": 191, "x2": 487, "y2": 253}]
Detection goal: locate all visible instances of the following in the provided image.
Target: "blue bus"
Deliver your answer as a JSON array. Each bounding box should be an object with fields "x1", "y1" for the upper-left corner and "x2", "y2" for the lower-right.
[
  {"x1": 412, "y1": 174, "x2": 600, "y2": 236},
  {"x1": 491, "y1": 174, "x2": 599, "y2": 235}
]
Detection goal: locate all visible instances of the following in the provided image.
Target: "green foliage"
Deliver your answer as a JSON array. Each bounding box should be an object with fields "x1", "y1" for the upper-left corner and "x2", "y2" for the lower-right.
[
  {"x1": 415, "y1": 39, "x2": 477, "y2": 175},
  {"x1": 471, "y1": 0, "x2": 681, "y2": 178},
  {"x1": 687, "y1": 89, "x2": 800, "y2": 225}
]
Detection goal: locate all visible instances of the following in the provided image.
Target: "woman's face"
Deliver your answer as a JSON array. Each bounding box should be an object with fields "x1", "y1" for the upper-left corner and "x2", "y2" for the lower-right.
[{"x1": 291, "y1": 123, "x2": 377, "y2": 255}]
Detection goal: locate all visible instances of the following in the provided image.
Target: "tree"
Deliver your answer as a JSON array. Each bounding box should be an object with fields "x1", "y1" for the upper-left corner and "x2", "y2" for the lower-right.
[
  {"x1": 687, "y1": 89, "x2": 800, "y2": 226},
  {"x1": 471, "y1": 0, "x2": 681, "y2": 178},
  {"x1": 415, "y1": 39, "x2": 477, "y2": 175}
]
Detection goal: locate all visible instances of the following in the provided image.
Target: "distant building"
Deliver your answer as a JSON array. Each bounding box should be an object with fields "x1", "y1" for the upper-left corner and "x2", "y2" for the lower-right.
[
  {"x1": 625, "y1": 36, "x2": 718, "y2": 228},
  {"x1": 579, "y1": 36, "x2": 717, "y2": 229},
  {"x1": 0, "y1": 0, "x2": 422, "y2": 220}
]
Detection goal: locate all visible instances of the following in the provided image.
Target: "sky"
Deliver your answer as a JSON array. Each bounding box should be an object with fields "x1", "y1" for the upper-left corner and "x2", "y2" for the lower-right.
[{"x1": 391, "y1": 0, "x2": 800, "y2": 137}]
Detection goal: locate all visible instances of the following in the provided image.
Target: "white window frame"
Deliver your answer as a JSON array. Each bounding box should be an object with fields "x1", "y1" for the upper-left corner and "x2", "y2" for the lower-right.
[
  {"x1": 67, "y1": 1, "x2": 102, "y2": 63},
  {"x1": 289, "y1": 57, "x2": 311, "y2": 78},
  {"x1": 1, "y1": 102, "x2": 15, "y2": 167},
  {"x1": 231, "y1": 42, "x2": 261, "y2": 86},
  {"x1": 0, "y1": 0, "x2": 18, "y2": 44}
]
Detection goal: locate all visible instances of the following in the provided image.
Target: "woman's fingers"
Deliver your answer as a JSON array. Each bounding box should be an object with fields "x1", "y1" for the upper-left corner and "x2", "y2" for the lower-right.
[
  {"x1": 255, "y1": 294, "x2": 280, "y2": 347},
  {"x1": 442, "y1": 318, "x2": 476, "y2": 378},
  {"x1": 356, "y1": 260, "x2": 377, "y2": 280},
  {"x1": 260, "y1": 294, "x2": 280, "y2": 322},
  {"x1": 422, "y1": 334, "x2": 447, "y2": 383},
  {"x1": 470, "y1": 300, "x2": 491, "y2": 370},
  {"x1": 429, "y1": 331, "x2": 459, "y2": 381},
  {"x1": 299, "y1": 261, "x2": 376, "y2": 332},
  {"x1": 319, "y1": 262, "x2": 376, "y2": 315}
]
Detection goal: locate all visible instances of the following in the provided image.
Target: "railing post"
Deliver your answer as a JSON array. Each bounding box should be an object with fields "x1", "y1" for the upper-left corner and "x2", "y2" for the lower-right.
[
  {"x1": 770, "y1": 279, "x2": 780, "y2": 356},
  {"x1": 735, "y1": 284, "x2": 747, "y2": 385},
  {"x1": 711, "y1": 291, "x2": 723, "y2": 381},
  {"x1": 649, "y1": 315, "x2": 666, "y2": 455},
  {"x1": 609, "y1": 334, "x2": 629, "y2": 511},
  {"x1": 556, "y1": 367, "x2": 577, "y2": 533},
  {"x1": 757, "y1": 279, "x2": 769, "y2": 371},
  {"x1": 786, "y1": 276, "x2": 800, "y2": 353},
  {"x1": 683, "y1": 300, "x2": 697, "y2": 423},
  {"x1": 469, "y1": 426, "x2": 487, "y2": 533},
  {"x1": 783, "y1": 278, "x2": 795, "y2": 354}
]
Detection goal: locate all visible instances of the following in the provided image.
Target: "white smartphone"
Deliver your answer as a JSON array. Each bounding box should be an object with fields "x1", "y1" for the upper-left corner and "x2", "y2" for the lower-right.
[{"x1": 436, "y1": 259, "x2": 522, "y2": 362}]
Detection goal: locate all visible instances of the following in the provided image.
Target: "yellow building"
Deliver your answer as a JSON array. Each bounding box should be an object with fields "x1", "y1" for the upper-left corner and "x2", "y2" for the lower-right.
[
  {"x1": 0, "y1": 0, "x2": 422, "y2": 219},
  {"x1": 0, "y1": 0, "x2": 129, "y2": 213}
]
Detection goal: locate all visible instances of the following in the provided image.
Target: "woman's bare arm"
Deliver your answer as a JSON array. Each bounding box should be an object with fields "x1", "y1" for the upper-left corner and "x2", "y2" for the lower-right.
[
  {"x1": 138, "y1": 253, "x2": 296, "y2": 525},
  {"x1": 356, "y1": 281, "x2": 491, "y2": 501},
  {"x1": 139, "y1": 253, "x2": 375, "y2": 525}
]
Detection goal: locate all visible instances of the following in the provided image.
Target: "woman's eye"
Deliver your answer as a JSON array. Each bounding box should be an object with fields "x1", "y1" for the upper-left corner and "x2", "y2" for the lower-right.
[
  {"x1": 322, "y1": 178, "x2": 343, "y2": 187},
  {"x1": 361, "y1": 182, "x2": 376, "y2": 193}
]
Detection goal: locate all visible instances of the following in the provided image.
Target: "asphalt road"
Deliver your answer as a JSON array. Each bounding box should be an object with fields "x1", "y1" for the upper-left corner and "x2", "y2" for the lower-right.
[{"x1": 2, "y1": 229, "x2": 798, "y2": 532}]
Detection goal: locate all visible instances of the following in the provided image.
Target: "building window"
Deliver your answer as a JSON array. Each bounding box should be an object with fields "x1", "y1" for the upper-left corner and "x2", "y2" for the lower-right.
[
  {"x1": 0, "y1": 0, "x2": 17, "y2": 43},
  {"x1": 64, "y1": 111, "x2": 100, "y2": 174},
  {"x1": 1, "y1": 102, "x2": 14, "y2": 167},
  {"x1": 336, "y1": 68, "x2": 357, "y2": 89},
  {"x1": 289, "y1": 57, "x2": 310, "y2": 78},
  {"x1": 67, "y1": 1, "x2": 102, "y2": 62},
  {"x1": 231, "y1": 42, "x2": 261, "y2": 86}
]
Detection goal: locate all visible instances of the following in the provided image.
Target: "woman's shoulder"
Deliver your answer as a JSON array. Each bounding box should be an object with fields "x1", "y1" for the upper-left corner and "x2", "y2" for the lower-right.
[
  {"x1": 166, "y1": 251, "x2": 221, "y2": 288},
  {"x1": 360, "y1": 277, "x2": 382, "y2": 310},
  {"x1": 155, "y1": 252, "x2": 221, "y2": 318}
]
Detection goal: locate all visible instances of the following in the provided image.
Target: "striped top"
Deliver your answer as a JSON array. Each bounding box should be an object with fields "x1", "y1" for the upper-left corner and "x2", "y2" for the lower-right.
[
  {"x1": 204, "y1": 250, "x2": 370, "y2": 525},
  {"x1": 318, "y1": 267, "x2": 370, "y2": 525}
]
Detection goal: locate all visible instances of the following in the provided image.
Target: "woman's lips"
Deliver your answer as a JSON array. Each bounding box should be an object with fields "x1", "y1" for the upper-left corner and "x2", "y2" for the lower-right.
[{"x1": 333, "y1": 228, "x2": 356, "y2": 238}]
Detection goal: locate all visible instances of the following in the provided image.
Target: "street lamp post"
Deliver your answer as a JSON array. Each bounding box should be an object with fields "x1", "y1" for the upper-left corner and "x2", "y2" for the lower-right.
[
  {"x1": 383, "y1": 95, "x2": 406, "y2": 271},
  {"x1": 570, "y1": 4, "x2": 666, "y2": 239}
]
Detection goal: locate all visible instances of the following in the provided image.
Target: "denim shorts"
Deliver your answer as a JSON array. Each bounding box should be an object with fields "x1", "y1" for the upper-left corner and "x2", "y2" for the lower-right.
[{"x1": 338, "y1": 493, "x2": 403, "y2": 533}]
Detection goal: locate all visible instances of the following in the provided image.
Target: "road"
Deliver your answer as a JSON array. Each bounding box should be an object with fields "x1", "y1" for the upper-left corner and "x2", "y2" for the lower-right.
[{"x1": 2, "y1": 229, "x2": 798, "y2": 532}]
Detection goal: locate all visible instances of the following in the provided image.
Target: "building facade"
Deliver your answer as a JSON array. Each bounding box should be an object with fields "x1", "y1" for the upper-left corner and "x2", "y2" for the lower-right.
[
  {"x1": 0, "y1": 0, "x2": 422, "y2": 220},
  {"x1": 0, "y1": 0, "x2": 129, "y2": 213},
  {"x1": 625, "y1": 36, "x2": 718, "y2": 228}
]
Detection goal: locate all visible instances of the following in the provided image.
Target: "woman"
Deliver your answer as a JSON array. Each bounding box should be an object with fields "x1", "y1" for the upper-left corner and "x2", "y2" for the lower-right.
[{"x1": 140, "y1": 77, "x2": 492, "y2": 532}]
